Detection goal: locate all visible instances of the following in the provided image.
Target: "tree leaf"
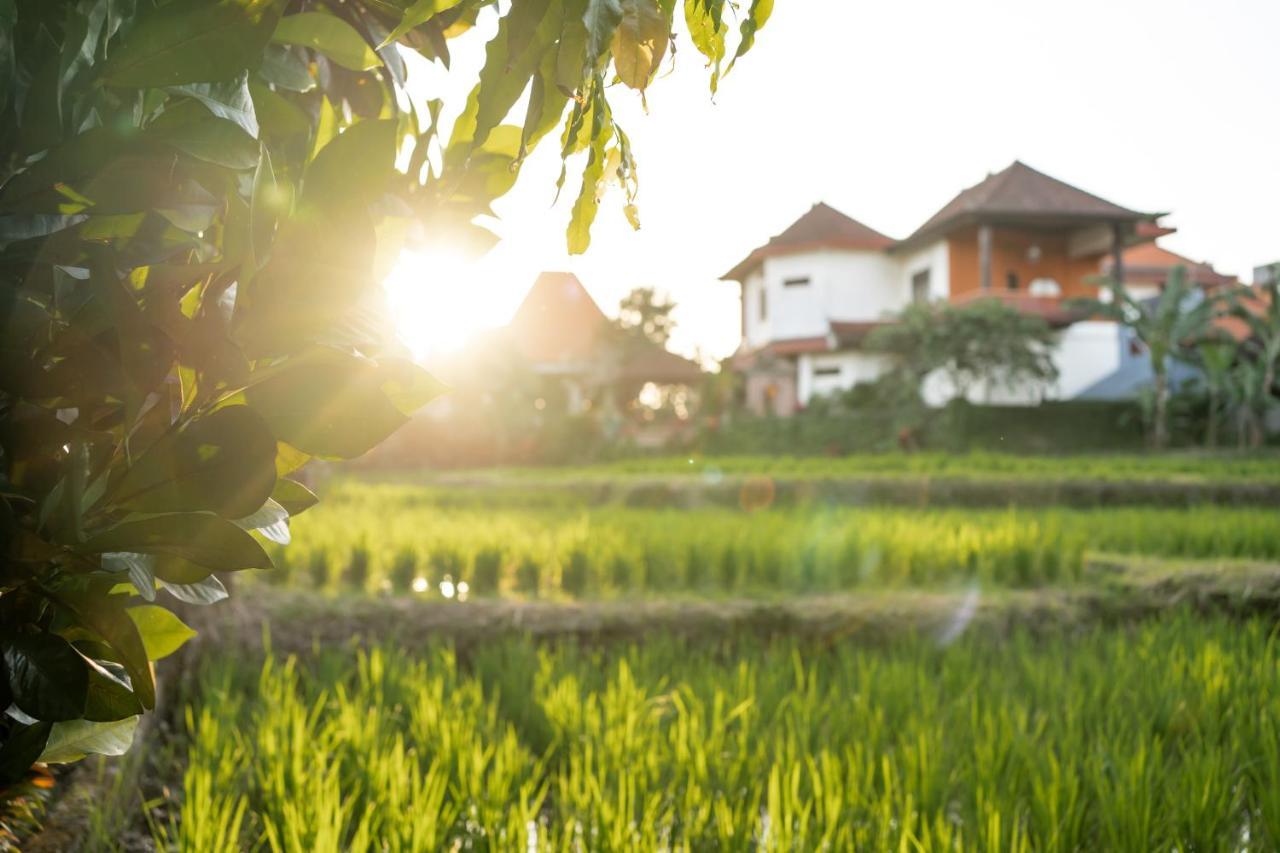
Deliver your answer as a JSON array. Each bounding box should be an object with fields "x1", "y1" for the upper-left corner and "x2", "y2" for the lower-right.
[
  {"x1": 378, "y1": 0, "x2": 466, "y2": 49},
  {"x1": 271, "y1": 478, "x2": 318, "y2": 517},
  {"x1": 611, "y1": 0, "x2": 668, "y2": 91},
  {"x1": 167, "y1": 72, "x2": 260, "y2": 138},
  {"x1": 725, "y1": 0, "x2": 772, "y2": 71},
  {"x1": 246, "y1": 351, "x2": 439, "y2": 458},
  {"x1": 234, "y1": 497, "x2": 290, "y2": 545},
  {"x1": 101, "y1": 0, "x2": 281, "y2": 88},
  {"x1": 39, "y1": 716, "x2": 139, "y2": 764},
  {"x1": 566, "y1": 91, "x2": 610, "y2": 254},
  {"x1": 301, "y1": 118, "x2": 396, "y2": 212},
  {"x1": 109, "y1": 405, "x2": 278, "y2": 519},
  {"x1": 147, "y1": 100, "x2": 260, "y2": 169},
  {"x1": 0, "y1": 722, "x2": 52, "y2": 787},
  {"x1": 82, "y1": 661, "x2": 144, "y2": 723},
  {"x1": 4, "y1": 633, "x2": 90, "y2": 722},
  {"x1": 102, "y1": 552, "x2": 158, "y2": 602},
  {"x1": 584, "y1": 0, "x2": 624, "y2": 67},
  {"x1": 160, "y1": 575, "x2": 229, "y2": 606},
  {"x1": 82, "y1": 514, "x2": 273, "y2": 571},
  {"x1": 46, "y1": 588, "x2": 156, "y2": 711},
  {"x1": 272, "y1": 11, "x2": 380, "y2": 72},
  {"x1": 126, "y1": 605, "x2": 196, "y2": 661}
]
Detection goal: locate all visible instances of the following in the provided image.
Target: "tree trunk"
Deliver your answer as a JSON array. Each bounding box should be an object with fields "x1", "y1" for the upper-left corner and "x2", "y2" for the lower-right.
[
  {"x1": 1257, "y1": 363, "x2": 1277, "y2": 449},
  {"x1": 1152, "y1": 368, "x2": 1170, "y2": 450},
  {"x1": 1205, "y1": 385, "x2": 1219, "y2": 448}
]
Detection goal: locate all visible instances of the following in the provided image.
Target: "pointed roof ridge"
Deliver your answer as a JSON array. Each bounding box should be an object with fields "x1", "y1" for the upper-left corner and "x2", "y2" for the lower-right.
[
  {"x1": 898, "y1": 160, "x2": 1152, "y2": 249},
  {"x1": 721, "y1": 201, "x2": 897, "y2": 280}
]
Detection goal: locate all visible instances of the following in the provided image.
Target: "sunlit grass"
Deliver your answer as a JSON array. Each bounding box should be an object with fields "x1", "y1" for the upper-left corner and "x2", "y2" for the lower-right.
[
  {"x1": 260, "y1": 480, "x2": 1280, "y2": 597},
  {"x1": 139, "y1": 614, "x2": 1280, "y2": 850}
]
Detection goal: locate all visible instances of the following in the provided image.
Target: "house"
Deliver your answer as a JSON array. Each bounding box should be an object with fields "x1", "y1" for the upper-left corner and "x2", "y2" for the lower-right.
[
  {"x1": 723, "y1": 161, "x2": 1225, "y2": 415},
  {"x1": 507, "y1": 271, "x2": 704, "y2": 417}
]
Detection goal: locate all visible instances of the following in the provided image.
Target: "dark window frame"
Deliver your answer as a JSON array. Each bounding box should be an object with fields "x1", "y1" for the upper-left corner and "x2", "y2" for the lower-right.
[
  {"x1": 783, "y1": 276, "x2": 811, "y2": 288},
  {"x1": 758, "y1": 286, "x2": 767, "y2": 321},
  {"x1": 812, "y1": 366, "x2": 842, "y2": 378},
  {"x1": 911, "y1": 269, "x2": 931, "y2": 304},
  {"x1": 1006, "y1": 271, "x2": 1020, "y2": 291}
]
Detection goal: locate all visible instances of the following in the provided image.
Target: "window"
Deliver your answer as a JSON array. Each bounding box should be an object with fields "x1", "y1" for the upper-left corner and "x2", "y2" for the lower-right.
[
  {"x1": 1006, "y1": 271, "x2": 1020, "y2": 291},
  {"x1": 758, "y1": 286, "x2": 767, "y2": 321},
  {"x1": 1029, "y1": 277, "x2": 1061, "y2": 298},
  {"x1": 911, "y1": 269, "x2": 931, "y2": 304},
  {"x1": 813, "y1": 366, "x2": 841, "y2": 378},
  {"x1": 783, "y1": 276, "x2": 810, "y2": 287}
]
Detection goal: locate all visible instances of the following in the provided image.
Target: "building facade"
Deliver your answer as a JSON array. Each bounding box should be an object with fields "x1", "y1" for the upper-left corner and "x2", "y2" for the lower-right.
[{"x1": 723, "y1": 161, "x2": 1233, "y2": 415}]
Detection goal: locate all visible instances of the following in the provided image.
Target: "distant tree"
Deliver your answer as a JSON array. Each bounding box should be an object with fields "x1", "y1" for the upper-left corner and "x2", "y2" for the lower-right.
[
  {"x1": 1194, "y1": 339, "x2": 1238, "y2": 448},
  {"x1": 867, "y1": 298, "x2": 1059, "y2": 405},
  {"x1": 1070, "y1": 266, "x2": 1218, "y2": 449},
  {"x1": 616, "y1": 286, "x2": 677, "y2": 347},
  {"x1": 1224, "y1": 272, "x2": 1280, "y2": 448}
]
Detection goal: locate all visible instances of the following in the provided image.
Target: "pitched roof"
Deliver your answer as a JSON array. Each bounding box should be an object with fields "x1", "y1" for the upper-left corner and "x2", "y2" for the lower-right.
[
  {"x1": 899, "y1": 161, "x2": 1152, "y2": 249},
  {"x1": 721, "y1": 203, "x2": 896, "y2": 281},
  {"x1": 1103, "y1": 243, "x2": 1238, "y2": 290},
  {"x1": 508, "y1": 271, "x2": 607, "y2": 363}
]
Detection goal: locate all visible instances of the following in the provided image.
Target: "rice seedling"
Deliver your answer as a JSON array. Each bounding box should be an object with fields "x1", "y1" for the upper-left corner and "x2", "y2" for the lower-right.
[
  {"x1": 264, "y1": 480, "x2": 1280, "y2": 599},
  {"x1": 140, "y1": 613, "x2": 1275, "y2": 851}
]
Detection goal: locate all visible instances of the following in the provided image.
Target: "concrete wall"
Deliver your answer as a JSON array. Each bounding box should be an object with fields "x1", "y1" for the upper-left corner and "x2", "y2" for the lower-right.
[{"x1": 797, "y1": 351, "x2": 893, "y2": 405}]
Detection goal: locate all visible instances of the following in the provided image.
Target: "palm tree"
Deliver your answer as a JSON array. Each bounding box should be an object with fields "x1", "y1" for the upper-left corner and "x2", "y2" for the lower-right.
[
  {"x1": 1194, "y1": 339, "x2": 1237, "y2": 448},
  {"x1": 1225, "y1": 273, "x2": 1280, "y2": 449},
  {"x1": 1071, "y1": 266, "x2": 1218, "y2": 450}
]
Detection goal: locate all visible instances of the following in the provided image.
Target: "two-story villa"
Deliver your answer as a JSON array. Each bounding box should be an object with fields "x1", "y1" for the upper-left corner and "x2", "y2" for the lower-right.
[{"x1": 723, "y1": 161, "x2": 1226, "y2": 415}]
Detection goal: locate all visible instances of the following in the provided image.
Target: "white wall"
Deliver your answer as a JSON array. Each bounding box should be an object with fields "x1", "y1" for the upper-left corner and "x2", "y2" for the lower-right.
[
  {"x1": 797, "y1": 351, "x2": 893, "y2": 404},
  {"x1": 1051, "y1": 321, "x2": 1123, "y2": 399},
  {"x1": 895, "y1": 240, "x2": 950, "y2": 302},
  {"x1": 743, "y1": 249, "x2": 905, "y2": 346}
]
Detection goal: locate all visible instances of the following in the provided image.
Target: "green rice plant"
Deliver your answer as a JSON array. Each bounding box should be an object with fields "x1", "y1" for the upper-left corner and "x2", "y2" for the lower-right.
[
  {"x1": 472, "y1": 546, "x2": 503, "y2": 596},
  {"x1": 144, "y1": 613, "x2": 1278, "y2": 850},
  {"x1": 343, "y1": 543, "x2": 371, "y2": 593},
  {"x1": 388, "y1": 547, "x2": 418, "y2": 594},
  {"x1": 561, "y1": 547, "x2": 590, "y2": 598}
]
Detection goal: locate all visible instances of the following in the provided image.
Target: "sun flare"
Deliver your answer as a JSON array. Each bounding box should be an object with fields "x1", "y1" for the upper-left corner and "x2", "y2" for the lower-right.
[{"x1": 382, "y1": 247, "x2": 524, "y2": 360}]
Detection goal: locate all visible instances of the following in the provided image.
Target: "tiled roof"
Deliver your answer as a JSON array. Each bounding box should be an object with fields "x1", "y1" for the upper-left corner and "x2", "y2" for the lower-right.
[
  {"x1": 900, "y1": 161, "x2": 1151, "y2": 248},
  {"x1": 722, "y1": 203, "x2": 896, "y2": 280},
  {"x1": 1103, "y1": 243, "x2": 1239, "y2": 290},
  {"x1": 508, "y1": 271, "x2": 608, "y2": 363},
  {"x1": 949, "y1": 291, "x2": 1085, "y2": 328}
]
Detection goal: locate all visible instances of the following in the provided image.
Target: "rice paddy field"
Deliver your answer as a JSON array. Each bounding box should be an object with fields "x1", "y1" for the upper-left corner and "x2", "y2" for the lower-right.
[
  {"x1": 61, "y1": 454, "x2": 1280, "y2": 851},
  {"x1": 263, "y1": 479, "x2": 1280, "y2": 597},
  {"x1": 96, "y1": 616, "x2": 1280, "y2": 851}
]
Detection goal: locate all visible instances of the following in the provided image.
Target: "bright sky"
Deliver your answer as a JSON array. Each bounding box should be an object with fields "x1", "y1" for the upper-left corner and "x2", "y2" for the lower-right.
[{"x1": 385, "y1": 0, "x2": 1280, "y2": 363}]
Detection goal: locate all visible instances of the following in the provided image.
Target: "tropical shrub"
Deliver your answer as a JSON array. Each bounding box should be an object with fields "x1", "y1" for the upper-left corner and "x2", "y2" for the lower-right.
[{"x1": 0, "y1": 0, "x2": 770, "y2": 788}]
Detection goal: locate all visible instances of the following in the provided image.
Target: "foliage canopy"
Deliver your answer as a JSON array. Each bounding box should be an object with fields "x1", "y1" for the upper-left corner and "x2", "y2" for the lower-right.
[{"x1": 0, "y1": 0, "x2": 769, "y2": 787}]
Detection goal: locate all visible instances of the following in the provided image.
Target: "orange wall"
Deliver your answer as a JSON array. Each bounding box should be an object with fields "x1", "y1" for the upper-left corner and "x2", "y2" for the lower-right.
[{"x1": 947, "y1": 226, "x2": 1103, "y2": 299}]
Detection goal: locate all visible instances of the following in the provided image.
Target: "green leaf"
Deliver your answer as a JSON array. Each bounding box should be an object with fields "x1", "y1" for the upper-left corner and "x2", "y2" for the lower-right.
[
  {"x1": 127, "y1": 605, "x2": 197, "y2": 661},
  {"x1": 683, "y1": 0, "x2": 726, "y2": 91},
  {"x1": 301, "y1": 118, "x2": 397, "y2": 212},
  {"x1": 109, "y1": 405, "x2": 278, "y2": 519},
  {"x1": 49, "y1": 589, "x2": 156, "y2": 711},
  {"x1": 272, "y1": 11, "x2": 380, "y2": 72},
  {"x1": 725, "y1": 0, "x2": 772, "y2": 71},
  {"x1": 566, "y1": 91, "x2": 611, "y2": 255},
  {"x1": 378, "y1": 0, "x2": 466, "y2": 49},
  {"x1": 258, "y1": 43, "x2": 315, "y2": 92},
  {"x1": 102, "y1": 552, "x2": 158, "y2": 602},
  {"x1": 234, "y1": 497, "x2": 290, "y2": 545},
  {"x1": 584, "y1": 0, "x2": 624, "y2": 66},
  {"x1": 83, "y1": 661, "x2": 144, "y2": 723},
  {"x1": 245, "y1": 352, "x2": 417, "y2": 458},
  {"x1": 555, "y1": 0, "x2": 590, "y2": 94},
  {"x1": 101, "y1": 0, "x2": 282, "y2": 88},
  {"x1": 0, "y1": 722, "x2": 52, "y2": 787},
  {"x1": 271, "y1": 478, "x2": 319, "y2": 517},
  {"x1": 4, "y1": 633, "x2": 90, "y2": 722},
  {"x1": 39, "y1": 717, "x2": 139, "y2": 764},
  {"x1": 147, "y1": 101, "x2": 260, "y2": 169},
  {"x1": 82, "y1": 514, "x2": 273, "y2": 571},
  {"x1": 612, "y1": 0, "x2": 668, "y2": 91},
  {"x1": 160, "y1": 575, "x2": 229, "y2": 606},
  {"x1": 168, "y1": 72, "x2": 260, "y2": 138}
]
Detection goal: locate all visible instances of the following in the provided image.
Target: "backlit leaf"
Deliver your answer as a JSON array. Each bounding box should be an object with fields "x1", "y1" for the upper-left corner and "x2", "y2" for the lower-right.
[
  {"x1": 39, "y1": 716, "x2": 139, "y2": 764},
  {"x1": 127, "y1": 605, "x2": 197, "y2": 661},
  {"x1": 272, "y1": 11, "x2": 380, "y2": 72}
]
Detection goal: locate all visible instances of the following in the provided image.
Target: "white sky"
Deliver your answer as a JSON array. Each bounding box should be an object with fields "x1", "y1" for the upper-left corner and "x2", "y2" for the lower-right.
[{"x1": 387, "y1": 0, "x2": 1280, "y2": 363}]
